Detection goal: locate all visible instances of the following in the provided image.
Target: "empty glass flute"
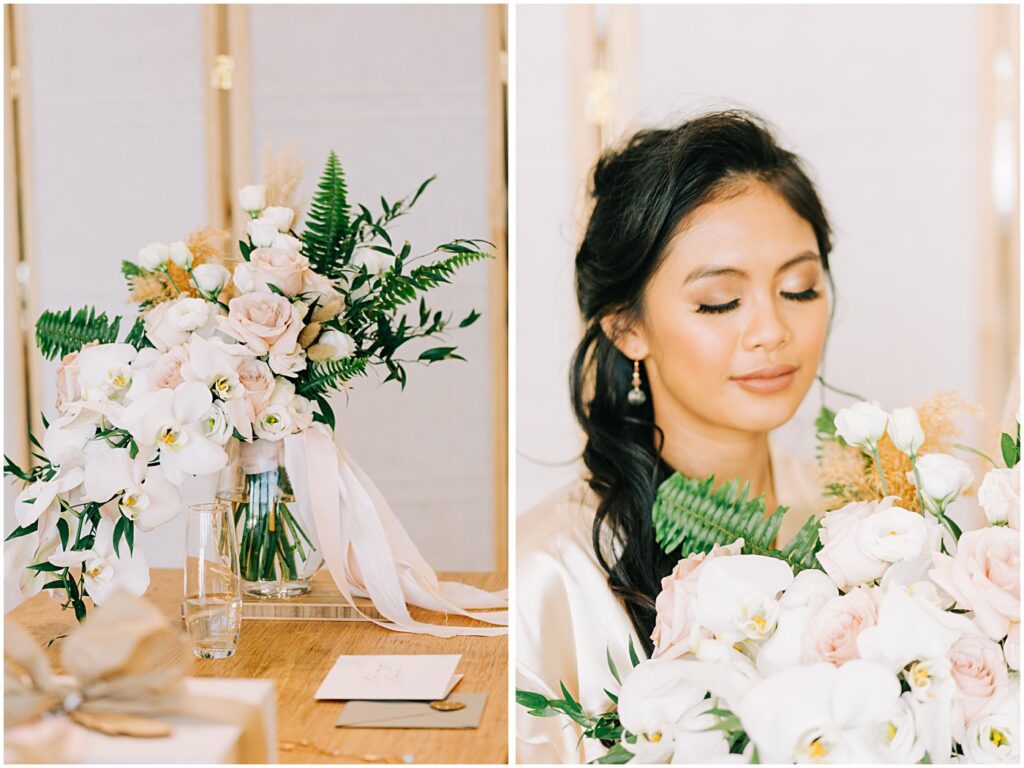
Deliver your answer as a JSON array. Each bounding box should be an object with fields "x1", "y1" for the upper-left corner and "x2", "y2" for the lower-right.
[{"x1": 184, "y1": 502, "x2": 243, "y2": 659}]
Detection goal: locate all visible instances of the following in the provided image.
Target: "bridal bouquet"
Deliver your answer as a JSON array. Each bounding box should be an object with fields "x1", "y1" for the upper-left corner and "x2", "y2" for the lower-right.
[
  {"x1": 518, "y1": 401, "x2": 1020, "y2": 763},
  {"x1": 5, "y1": 150, "x2": 491, "y2": 618}
]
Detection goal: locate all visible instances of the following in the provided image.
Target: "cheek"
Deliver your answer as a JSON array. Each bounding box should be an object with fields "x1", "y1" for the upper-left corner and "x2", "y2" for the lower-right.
[{"x1": 645, "y1": 308, "x2": 741, "y2": 388}]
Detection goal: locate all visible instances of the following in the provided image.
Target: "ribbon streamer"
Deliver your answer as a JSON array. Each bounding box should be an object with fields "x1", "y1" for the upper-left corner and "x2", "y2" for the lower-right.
[{"x1": 283, "y1": 424, "x2": 508, "y2": 637}]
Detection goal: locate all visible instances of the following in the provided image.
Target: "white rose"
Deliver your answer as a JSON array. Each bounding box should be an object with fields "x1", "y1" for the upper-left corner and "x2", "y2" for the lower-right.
[
  {"x1": 1005, "y1": 623, "x2": 1020, "y2": 671},
  {"x1": 887, "y1": 406, "x2": 925, "y2": 457},
  {"x1": 138, "y1": 242, "x2": 171, "y2": 270},
  {"x1": 272, "y1": 232, "x2": 303, "y2": 252},
  {"x1": 268, "y1": 345, "x2": 307, "y2": 378},
  {"x1": 834, "y1": 401, "x2": 888, "y2": 450},
  {"x1": 317, "y1": 329, "x2": 356, "y2": 360},
  {"x1": 817, "y1": 498, "x2": 895, "y2": 590},
  {"x1": 191, "y1": 263, "x2": 230, "y2": 295},
  {"x1": 978, "y1": 468, "x2": 1020, "y2": 528},
  {"x1": 201, "y1": 401, "x2": 232, "y2": 445},
  {"x1": 247, "y1": 217, "x2": 278, "y2": 248},
  {"x1": 253, "y1": 404, "x2": 292, "y2": 441},
  {"x1": 910, "y1": 453, "x2": 974, "y2": 510},
  {"x1": 239, "y1": 184, "x2": 265, "y2": 214},
  {"x1": 858, "y1": 505, "x2": 927, "y2": 563},
  {"x1": 144, "y1": 296, "x2": 215, "y2": 351},
  {"x1": 169, "y1": 240, "x2": 194, "y2": 269},
  {"x1": 262, "y1": 206, "x2": 294, "y2": 232},
  {"x1": 351, "y1": 246, "x2": 396, "y2": 275}
]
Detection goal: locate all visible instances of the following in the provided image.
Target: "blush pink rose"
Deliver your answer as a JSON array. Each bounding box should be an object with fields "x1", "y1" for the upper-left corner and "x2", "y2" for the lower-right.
[
  {"x1": 219, "y1": 293, "x2": 304, "y2": 355},
  {"x1": 233, "y1": 248, "x2": 309, "y2": 296},
  {"x1": 54, "y1": 341, "x2": 97, "y2": 410},
  {"x1": 816, "y1": 498, "x2": 898, "y2": 590},
  {"x1": 237, "y1": 358, "x2": 276, "y2": 415},
  {"x1": 930, "y1": 527, "x2": 1020, "y2": 641},
  {"x1": 949, "y1": 634, "x2": 1010, "y2": 739},
  {"x1": 801, "y1": 586, "x2": 879, "y2": 665},
  {"x1": 149, "y1": 345, "x2": 190, "y2": 391},
  {"x1": 650, "y1": 539, "x2": 744, "y2": 659}
]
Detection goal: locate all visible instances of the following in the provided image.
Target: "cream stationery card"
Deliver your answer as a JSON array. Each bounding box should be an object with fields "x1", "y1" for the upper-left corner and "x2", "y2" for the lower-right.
[{"x1": 315, "y1": 654, "x2": 462, "y2": 701}]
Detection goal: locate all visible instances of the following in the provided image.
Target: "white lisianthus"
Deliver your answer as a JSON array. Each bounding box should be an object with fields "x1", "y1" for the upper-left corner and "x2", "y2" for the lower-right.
[
  {"x1": 191, "y1": 263, "x2": 230, "y2": 295},
  {"x1": 351, "y1": 246, "x2": 396, "y2": 275},
  {"x1": 978, "y1": 467, "x2": 1020, "y2": 528},
  {"x1": 137, "y1": 242, "x2": 171, "y2": 270},
  {"x1": 861, "y1": 692, "x2": 927, "y2": 763},
  {"x1": 239, "y1": 184, "x2": 265, "y2": 215},
  {"x1": 201, "y1": 401, "x2": 232, "y2": 445},
  {"x1": 909, "y1": 453, "x2": 975, "y2": 511},
  {"x1": 887, "y1": 407, "x2": 925, "y2": 457},
  {"x1": 858, "y1": 505, "x2": 927, "y2": 563},
  {"x1": 272, "y1": 232, "x2": 303, "y2": 252},
  {"x1": 169, "y1": 240, "x2": 194, "y2": 269},
  {"x1": 262, "y1": 206, "x2": 294, "y2": 232},
  {"x1": 144, "y1": 296, "x2": 216, "y2": 351},
  {"x1": 254, "y1": 404, "x2": 292, "y2": 441},
  {"x1": 288, "y1": 394, "x2": 315, "y2": 433},
  {"x1": 834, "y1": 401, "x2": 888, "y2": 450},
  {"x1": 269, "y1": 345, "x2": 307, "y2": 378},
  {"x1": 316, "y1": 329, "x2": 356, "y2": 360},
  {"x1": 961, "y1": 691, "x2": 1019, "y2": 763},
  {"x1": 694, "y1": 554, "x2": 794, "y2": 643},
  {"x1": 246, "y1": 217, "x2": 278, "y2": 248}
]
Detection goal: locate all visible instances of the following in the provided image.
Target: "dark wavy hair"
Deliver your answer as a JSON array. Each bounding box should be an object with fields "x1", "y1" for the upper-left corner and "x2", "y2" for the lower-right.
[{"x1": 570, "y1": 109, "x2": 834, "y2": 655}]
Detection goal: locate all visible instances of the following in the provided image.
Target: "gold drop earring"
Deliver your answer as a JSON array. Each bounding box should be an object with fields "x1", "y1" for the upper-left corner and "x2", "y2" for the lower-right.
[{"x1": 627, "y1": 359, "x2": 647, "y2": 406}]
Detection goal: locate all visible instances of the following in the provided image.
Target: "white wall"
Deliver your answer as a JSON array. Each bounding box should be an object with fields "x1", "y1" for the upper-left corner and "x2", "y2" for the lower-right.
[
  {"x1": 6, "y1": 5, "x2": 498, "y2": 572},
  {"x1": 516, "y1": 4, "x2": 1004, "y2": 512}
]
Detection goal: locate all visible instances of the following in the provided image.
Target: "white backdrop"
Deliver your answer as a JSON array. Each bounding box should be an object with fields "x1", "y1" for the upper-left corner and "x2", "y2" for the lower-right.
[
  {"x1": 5, "y1": 4, "x2": 498, "y2": 576},
  {"x1": 516, "y1": 4, "x2": 1016, "y2": 512}
]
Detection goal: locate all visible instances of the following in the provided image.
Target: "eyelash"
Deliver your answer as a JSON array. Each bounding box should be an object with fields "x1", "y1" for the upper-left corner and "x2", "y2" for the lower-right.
[{"x1": 696, "y1": 287, "x2": 821, "y2": 315}]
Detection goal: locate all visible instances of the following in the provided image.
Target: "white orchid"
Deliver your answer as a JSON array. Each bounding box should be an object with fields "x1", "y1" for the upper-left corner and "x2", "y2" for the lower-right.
[
  {"x1": 694, "y1": 554, "x2": 794, "y2": 643},
  {"x1": 14, "y1": 467, "x2": 84, "y2": 529},
  {"x1": 120, "y1": 381, "x2": 228, "y2": 485},
  {"x1": 80, "y1": 444, "x2": 181, "y2": 531},
  {"x1": 737, "y1": 660, "x2": 901, "y2": 763},
  {"x1": 48, "y1": 517, "x2": 149, "y2": 605},
  {"x1": 756, "y1": 568, "x2": 838, "y2": 676},
  {"x1": 73, "y1": 343, "x2": 137, "y2": 403},
  {"x1": 41, "y1": 411, "x2": 95, "y2": 467}
]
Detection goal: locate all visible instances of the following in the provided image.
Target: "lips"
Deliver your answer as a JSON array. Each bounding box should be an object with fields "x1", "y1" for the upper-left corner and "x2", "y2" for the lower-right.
[{"x1": 729, "y1": 364, "x2": 798, "y2": 382}]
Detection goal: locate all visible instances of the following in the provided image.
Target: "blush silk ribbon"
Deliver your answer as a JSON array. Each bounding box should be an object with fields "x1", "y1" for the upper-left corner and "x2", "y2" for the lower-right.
[{"x1": 283, "y1": 424, "x2": 508, "y2": 637}]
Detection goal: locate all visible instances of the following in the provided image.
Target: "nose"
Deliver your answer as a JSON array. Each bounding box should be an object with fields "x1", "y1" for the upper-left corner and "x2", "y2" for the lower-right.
[{"x1": 740, "y1": 295, "x2": 792, "y2": 353}]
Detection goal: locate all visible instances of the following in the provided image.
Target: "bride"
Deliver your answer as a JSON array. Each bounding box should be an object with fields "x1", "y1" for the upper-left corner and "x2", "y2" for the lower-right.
[{"x1": 517, "y1": 109, "x2": 835, "y2": 762}]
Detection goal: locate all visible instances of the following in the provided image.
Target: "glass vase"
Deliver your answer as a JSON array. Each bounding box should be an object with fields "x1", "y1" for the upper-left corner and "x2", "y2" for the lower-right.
[{"x1": 216, "y1": 439, "x2": 323, "y2": 598}]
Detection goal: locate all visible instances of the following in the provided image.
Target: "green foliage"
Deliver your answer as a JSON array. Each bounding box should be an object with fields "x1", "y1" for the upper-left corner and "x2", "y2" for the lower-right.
[
  {"x1": 35, "y1": 306, "x2": 122, "y2": 360},
  {"x1": 1001, "y1": 424, "x2": 1020, "y2": 468},
  {"x1": 296, "y1": 356, "x2": 369, "y2": 398},
  {"x1": 123, "y1": 316, "x2": 151, "y2": 351},
  {"x1": 653, "y1": 473, "x2": 822, "y2": 572},
  {"x1": 303, "y1": 150, "x2": 351, "y2": 278}
]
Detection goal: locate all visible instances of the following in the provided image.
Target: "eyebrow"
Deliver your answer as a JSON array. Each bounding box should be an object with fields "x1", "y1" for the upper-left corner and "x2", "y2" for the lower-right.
[{"x1": 683, "y1": 250, "x2": 821, "y2": 285}]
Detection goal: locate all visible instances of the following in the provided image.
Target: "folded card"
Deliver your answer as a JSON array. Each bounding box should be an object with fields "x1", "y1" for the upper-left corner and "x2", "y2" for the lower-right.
[
  {"x1": 314, "y1": 654, "x2": 462, "y2": 701},
  {"x1": 335, "y1": 693, "x2": 487, "y2": 730}
]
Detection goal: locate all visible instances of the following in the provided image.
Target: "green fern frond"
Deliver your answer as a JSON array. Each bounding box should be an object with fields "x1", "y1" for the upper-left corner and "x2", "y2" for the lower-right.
[
  {"x1": 303, "y1": 151, "x2": 351, "y2": 278},
  {"x1": 296, "y1": 356, "x2": 368, "y2": 398},
  {"x1": 653, "y1": 473, "x2": 822, "y2": 572},
  {"x1": 35, "y1": 307, "x2": 122, "y2": 360},
  {"x1": 123, "y1": 316, "x2": 152, "y2": 351}
]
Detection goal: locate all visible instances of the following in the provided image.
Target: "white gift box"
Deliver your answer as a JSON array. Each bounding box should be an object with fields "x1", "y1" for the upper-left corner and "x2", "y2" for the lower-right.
[{"x1": 6, "y1": 678, "x2": 276, "y2": 764}]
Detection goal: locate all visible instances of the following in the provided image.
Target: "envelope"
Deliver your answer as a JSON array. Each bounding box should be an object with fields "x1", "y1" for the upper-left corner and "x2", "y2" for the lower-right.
[
  {"x1": 314, "y1": 654, "x2": 462, "y2": 701},
  {"x1": 335, "y1": 693, "x2": 487, "y2": 730}
]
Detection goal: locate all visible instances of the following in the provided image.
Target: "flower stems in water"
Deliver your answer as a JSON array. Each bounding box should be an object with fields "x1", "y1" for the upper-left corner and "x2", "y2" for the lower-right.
[{"x1": 234, "y1": 469, "x2": 315, "y2": 584}]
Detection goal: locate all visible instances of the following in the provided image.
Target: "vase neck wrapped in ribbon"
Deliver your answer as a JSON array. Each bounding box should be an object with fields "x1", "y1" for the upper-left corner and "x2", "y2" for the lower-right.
[{"x1": 216, "y1": 438, "x2": 322, "y2": 598}]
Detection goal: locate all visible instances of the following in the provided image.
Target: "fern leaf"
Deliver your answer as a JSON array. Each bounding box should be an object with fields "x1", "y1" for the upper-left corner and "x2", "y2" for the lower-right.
[
  {"x1": 303, "y1": 151, "x2": 351, "y2": 278},
  {"x1": 776, "y1": 515, "x2": 823, "y2": 572},
  {"x1": 296, "y1": 356, "x2": 368, "y2": 398},
  {"x1": 35, "y1": 307, "x2": 122, "y2": 360},
  {"x1": 123, "y1": 316, "x2": 152, "y2": 351}
]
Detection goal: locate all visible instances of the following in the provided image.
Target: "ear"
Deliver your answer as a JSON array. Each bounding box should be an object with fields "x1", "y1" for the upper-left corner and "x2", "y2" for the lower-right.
[{"x1": 599, "y1": 311, "x2": 649, "y2": 361}]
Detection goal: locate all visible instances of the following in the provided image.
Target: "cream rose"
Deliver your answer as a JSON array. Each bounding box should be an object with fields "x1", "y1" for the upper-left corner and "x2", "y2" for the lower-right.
[
  {"x1": 816, "y1": 498, "x2": 898, "y2": 590},
  {"x1": 978, "y1": 468, "x2": 1020, "y2": 529},
  {"x1": 651, "y1": 540, "x2": 744, "y2": 659},
  {"x1": 219, "y1": 293, "x2": 304, "y2": 355},
  {"x1": 144, "y1": 296, "x2": 215, "y2": 351},
  {"x1": 233, "y1": 248, "x2": 310, "y2": 296},
  {"x1": 149, "y1": 345, "x2": 190, "y2": 390},
  {"x1": 54, "y1": 341, "x2": 98, "y2": 410},
  {"x1": 801, "y1": 587, "x2": 879, "y2": 666},
  {"x1": 949, "y1": 635, "x2": 1010, "y2": 737},
  {"x1": 930, "y1": 527, "x2": 1020, "y2": 641},
  {"x1": 236, "y1": 358, "x2": 276, "y2": 414}
]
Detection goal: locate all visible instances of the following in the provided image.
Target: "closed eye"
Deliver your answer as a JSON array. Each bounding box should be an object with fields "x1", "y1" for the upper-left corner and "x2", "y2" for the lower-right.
[
  {"x1": 696, "y1": 299, "x2": 740, "y2": 315},
  {"x1": 781, "y1": 287, "x2": 821, "y2": 302}
]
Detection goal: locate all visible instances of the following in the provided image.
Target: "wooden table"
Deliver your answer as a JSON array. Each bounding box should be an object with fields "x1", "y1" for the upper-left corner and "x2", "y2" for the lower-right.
[{"x1": 9, "y1": 569, "x2": 508, "y2": 764}]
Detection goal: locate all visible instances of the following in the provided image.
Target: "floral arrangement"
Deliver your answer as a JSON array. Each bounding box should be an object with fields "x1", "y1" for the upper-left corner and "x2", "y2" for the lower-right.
[
  {"x1": 5, "y1": 150, "x2": 491, "y2": 619},
  {"x1": 518, "y1": 401, "x2": 1020, "y2": 763}
]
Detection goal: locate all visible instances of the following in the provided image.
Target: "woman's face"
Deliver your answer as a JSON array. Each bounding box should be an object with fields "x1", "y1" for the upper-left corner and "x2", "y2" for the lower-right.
[{"x1": 623, "y1": 182, "x2": 829, "y2": 435}]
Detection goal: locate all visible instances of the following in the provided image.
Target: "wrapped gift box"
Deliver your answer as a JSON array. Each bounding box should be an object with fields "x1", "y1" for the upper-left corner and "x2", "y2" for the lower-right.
[{"x1": 6, "y1": 678, "x2": 276, "y2": 764}]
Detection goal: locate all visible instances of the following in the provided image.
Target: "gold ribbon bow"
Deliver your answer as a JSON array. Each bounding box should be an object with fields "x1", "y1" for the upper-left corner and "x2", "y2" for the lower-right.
[{"x1": 5, "y1": 591, "x2": 268, "y2": 762}]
